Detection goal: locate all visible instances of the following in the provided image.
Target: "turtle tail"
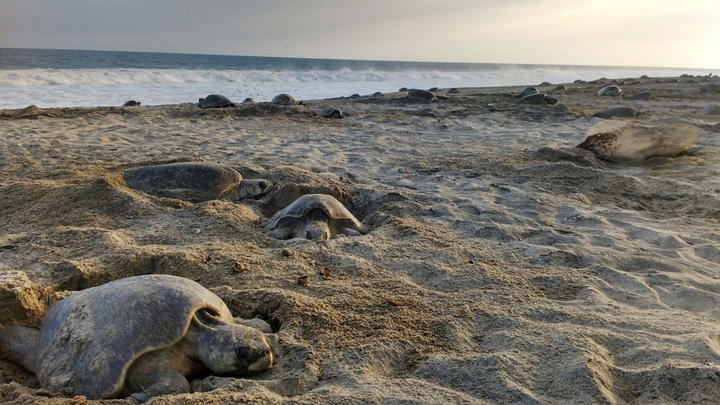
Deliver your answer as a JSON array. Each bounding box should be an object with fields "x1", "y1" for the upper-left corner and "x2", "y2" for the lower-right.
[{"x1": 0, "y1": 326, "x2": 39, "y2": 373}]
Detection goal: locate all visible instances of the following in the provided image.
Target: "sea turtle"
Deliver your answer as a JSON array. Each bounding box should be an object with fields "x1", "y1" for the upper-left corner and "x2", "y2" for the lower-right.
[
  {"x1": 554, "y1": 85, "x2": 567, "y2": 91},
  {"x1": 448, "y1": 88, "x2": 460, "y2": 94},
  {"x1": 592, "y1": 106, "x2": 638, "y2": 119},
  {"x1": 123, "y1": 100, "x2": 141, "y2": 107},
  {"x1": 266, "y1": 194, "x2": 364, "y2": 240},
  {"x1": 318, "y1": 108, "x2": 344, "y2": 119},
  {"x1": 428, "y1": 87, "x2": 439, "y2": 92},
  {"x1": 407, "y1": 88, "x2": 437, "y2": 101},
  {"x1": 271, "y1": 94, "x2": 298, "y2": 105},
  {"x1": 372, "y1": 91, "x2": 383, "y2": 97},
  {"x1": 577, "y1": 121, "x2": 699, "y2": 162},
  {"x1": 123, "y1": 162, "x2": 272, "y2": 202},
  {"x1": 0, "y1": 275, "x2": 273, "y2": 402},
  {"x1": 597, "y1": 84, "x2": 623, "y2": 97},
  {"x1": 198, "y1": 94, "x2": 235, "y2": 108},
  {"x1": 517, "y1": 87, "x2": 539, "y2": 98},
  {"x1": 518, "y1": 92, "x2": 557, "y2": 105}
]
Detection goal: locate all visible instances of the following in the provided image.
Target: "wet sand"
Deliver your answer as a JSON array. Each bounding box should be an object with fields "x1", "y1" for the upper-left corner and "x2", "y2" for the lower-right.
[{"x1": 1, "y1": 75, "x2": 720, "y2": 404}]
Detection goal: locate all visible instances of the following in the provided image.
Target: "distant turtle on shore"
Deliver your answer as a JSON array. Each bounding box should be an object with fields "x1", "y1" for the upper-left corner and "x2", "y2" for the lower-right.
[
  {"x1": 406, "y1": 88, "x2": 437, "y2": 101},
  {"x1": 577, "y1": 121, "x2": 699, "y2": 162},
  {"x1": 0, "y1": 275, "x2": 273, "y2": 402},
  {"x1": 198, "y1": 94, "x2": 235, "y2": 108},
  {"x1": 123, "y1": 162, "x2": 272, "y2": 202},
  {"x1": 318, "y1": 108, "x2": 344, "y2": 119},
  {"x1": 517, "y1": 87, "x2": 539, "y2": 98},
  {"x1": 271, "y1": 94, "x2": 299, "y2": 105},
  {"x1": 266, "y1": 194, "x2": 364, "y2": 240},
  {"x1": 597, "y1": 85, "x2": 623, "y2": 97},
  {"x1": 242, "y1": 97, "x2": 255, "y2": 104},
  {"x1": 518, "y1": 92, "x2": 557, "y2": 105},
  {"x1": 122, "y1": 100, "x2": 141, "y2": 107}
]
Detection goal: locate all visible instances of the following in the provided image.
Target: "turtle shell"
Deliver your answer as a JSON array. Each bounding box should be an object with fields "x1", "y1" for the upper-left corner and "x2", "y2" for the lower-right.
[
  {"x1": 271, "y1": 94, "x2": 298, "y2": 105},
  {"x1": 198, "y1": 94, "x2": 234, "y2": 108},
  {"x1": 123, "y1": 162, "x2": 242, "y2": 197},
  {"x1": 34, "y1": 275, "x2": 233, "y2": 399},
  {"x1": 266, "y1": 194, "x2": 363, "y2": 232},
  {"x1": 597, "y1": 85, "x2": 622, "y2": 96}
]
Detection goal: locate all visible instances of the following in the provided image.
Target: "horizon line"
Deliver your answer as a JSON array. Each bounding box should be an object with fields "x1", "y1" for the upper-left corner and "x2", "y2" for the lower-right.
[{"x1": 1, "y1": 46, "x2": 717, "y2": 72}]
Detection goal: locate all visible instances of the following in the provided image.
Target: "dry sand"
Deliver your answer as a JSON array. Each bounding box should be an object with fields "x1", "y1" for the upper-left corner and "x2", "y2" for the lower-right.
[{"x1": 0, "y1": 75, "x2": 720, "y2": 404}]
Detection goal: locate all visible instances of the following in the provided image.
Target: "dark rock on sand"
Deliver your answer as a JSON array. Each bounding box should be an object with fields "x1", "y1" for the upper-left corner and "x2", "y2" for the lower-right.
[{"x1": 593, "y1": 106, "x2": 638, "y2": 118}]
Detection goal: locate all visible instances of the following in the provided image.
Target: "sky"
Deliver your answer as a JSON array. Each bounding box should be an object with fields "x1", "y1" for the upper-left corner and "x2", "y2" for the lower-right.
[{"x1": 0, "y1": 0, "x2": 718, "y2": 69}]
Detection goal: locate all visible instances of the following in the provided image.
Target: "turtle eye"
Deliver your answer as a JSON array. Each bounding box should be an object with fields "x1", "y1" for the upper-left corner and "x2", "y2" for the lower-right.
[
  {"x1": 235, "y1": 347, "x2": 249, "y2": 364},
  {"x1": 305, "y1": 231, "x2": 312, "y2": 239},
  {"x1": 259, "y1": 181, "x2": 268, "y2": 190}
]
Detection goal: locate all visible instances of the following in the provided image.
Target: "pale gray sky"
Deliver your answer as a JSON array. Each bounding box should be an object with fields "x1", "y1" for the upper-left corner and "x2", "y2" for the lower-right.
[{"x1": 1, "y1": 0, "x2": 718, "y2": 68}]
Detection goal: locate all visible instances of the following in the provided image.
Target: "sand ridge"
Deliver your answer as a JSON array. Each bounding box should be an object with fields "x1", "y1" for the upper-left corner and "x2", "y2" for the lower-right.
[{"x1": 0, "y1": 75, "x2": 720, "y2": 403}]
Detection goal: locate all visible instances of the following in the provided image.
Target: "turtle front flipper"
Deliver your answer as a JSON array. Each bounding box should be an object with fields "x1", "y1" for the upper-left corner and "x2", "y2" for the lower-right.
[
  {"x1": 339, "y1": 227, "x2": 362, "y2": 237},
  {"x1": 126, "y1": 351, "x2": 191, "y2": 403},
  {"x1": 0, "y1": 326, "x2": 39, "y2": 373}
]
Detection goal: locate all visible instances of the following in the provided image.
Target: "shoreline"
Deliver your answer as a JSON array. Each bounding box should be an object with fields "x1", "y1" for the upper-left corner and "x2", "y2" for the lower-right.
[{"x1": 1, "y1": 74, "x2": 716, "y2": 113}]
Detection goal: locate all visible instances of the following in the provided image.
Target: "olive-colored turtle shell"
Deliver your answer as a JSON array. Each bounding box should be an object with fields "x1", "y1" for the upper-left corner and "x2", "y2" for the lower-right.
[
  {"x1": 266, "y1": 194, "x2": 363, "y2": 231},
  {"x1": 35, "y1": 275, "x2": 233, "y2": 399},
  {"x1": 123, "y1": 162, "x2": 242, "y2": 196}
]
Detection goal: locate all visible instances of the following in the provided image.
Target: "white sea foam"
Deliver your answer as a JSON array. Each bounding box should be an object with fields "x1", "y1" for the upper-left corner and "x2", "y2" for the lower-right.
[{"x1": 0, "y1": 66, "x2": 707, "y2": 109}]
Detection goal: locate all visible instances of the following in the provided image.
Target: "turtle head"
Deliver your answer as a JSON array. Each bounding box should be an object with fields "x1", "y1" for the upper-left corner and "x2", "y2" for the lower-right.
[
  {"x1": 233, "y1": 179, "x2": 273, "y2": 200},
  {"x1": 304, "y1": 221, "x2": 330, "y2": 240},
  {"x1": 191, "y1": 310, "x2": 273, "y2": 376},
  {"x1": 303, "y1": 209, "x2": 330, "y2": 240}
]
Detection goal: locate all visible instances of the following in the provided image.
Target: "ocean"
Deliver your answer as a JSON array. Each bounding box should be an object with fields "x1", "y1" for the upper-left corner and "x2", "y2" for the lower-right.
[{"x1": 0, "y1": 48, "x2": 711, "y2": 109}]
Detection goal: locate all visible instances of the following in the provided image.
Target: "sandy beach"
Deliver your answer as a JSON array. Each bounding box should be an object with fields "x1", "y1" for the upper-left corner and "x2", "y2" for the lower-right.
[{"x1": 1, "y1": 75, "x2": 720, "y2": 404}]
